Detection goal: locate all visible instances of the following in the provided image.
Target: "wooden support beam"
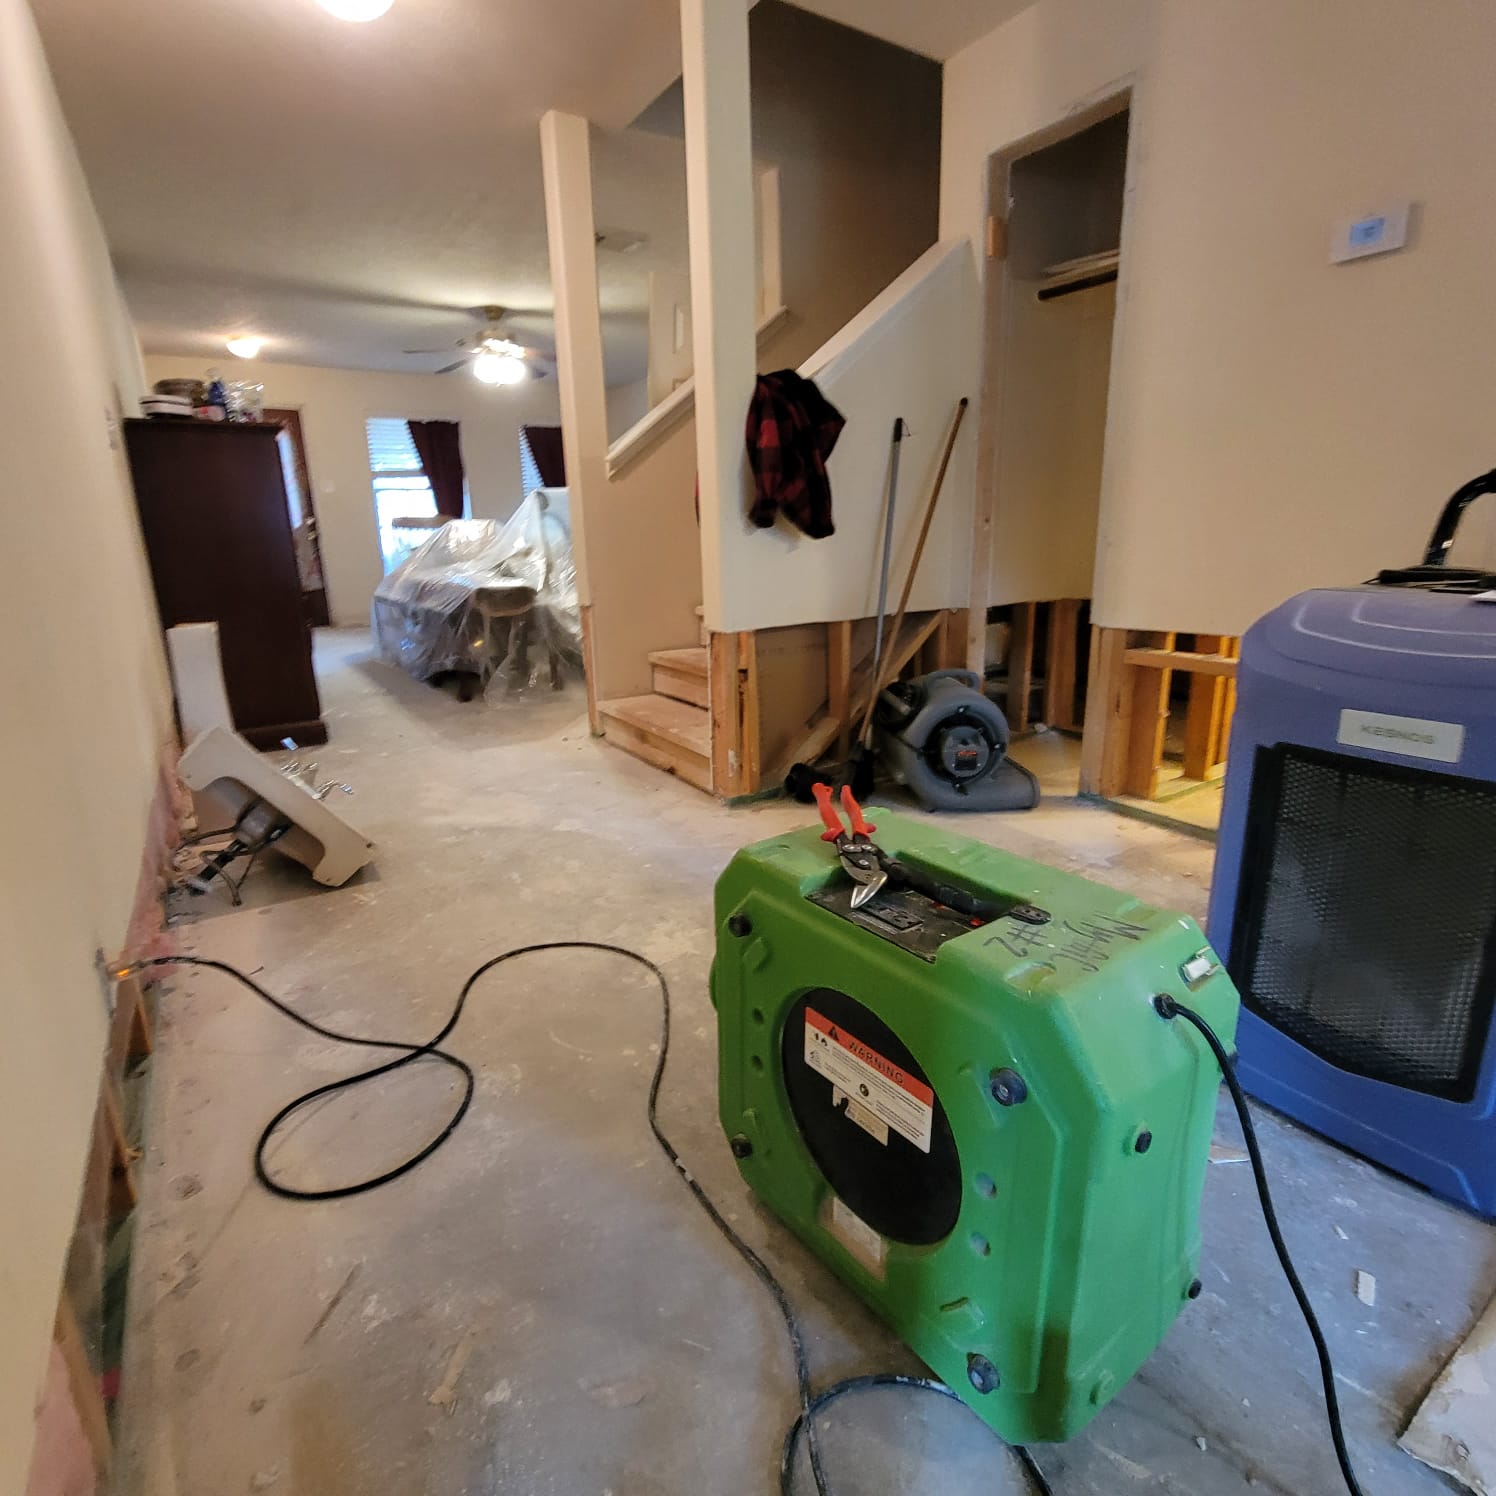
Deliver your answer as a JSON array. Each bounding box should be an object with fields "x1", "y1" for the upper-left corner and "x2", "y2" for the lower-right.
[
  {"x1": 1008, "y1": 602, "x2": 1035, "y2": 732},
  {"x1": 101, "y1": 1078, "x2": 137, "y2": 1219},
  {"x1": 1044, "y1": 599, "x2": 1082, "y2": 730},
  {"x1": 55, "y1": 1297, "x2": 110, "y2": 1477},
  {"x1": 736, "y1": 631, "x2": 760, "y2": 796},
  {"x1": 108, "y1": 974, "x2": 152, "y2": 1081},
  {"x1": 1122, "y1": 630, "x2": 1176, "y2": 799},
  {"x1": 1221, "y1": 634, "x2": 1240, "y2": 764},
  {"x1": 128, "y1": 980, "x2": 153, "y2": 1059},
  {"x1": 827, "y1": 619, "x2": 852, "y2": 766},
  {"x1": 770, "y1": 612, "x2": 943, "y2": 780},
  {"x1": 1182, "y1": 634, "x2": 1230, "y2": 781},
  {"x1": 938, "y1": 608, "x2": 970, "y2": 671},
  {"x1": 1079, "y1": 626, "x2": 1130, "y2": 796},
  {"x1": 1123, "y1": 647, "x2": 1237, "y2": 677},
  {"x1": 709, "y1": 631, "x2": 740, "y2": 797},
  {"x1": 708, "y1": 630, "x2": 762, "y2": 797}
]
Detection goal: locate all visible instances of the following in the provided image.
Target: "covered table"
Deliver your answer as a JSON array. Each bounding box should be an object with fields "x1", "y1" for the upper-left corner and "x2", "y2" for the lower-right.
[{"x1": 371, "y1": 488, "x2": 580, "y2": 697}]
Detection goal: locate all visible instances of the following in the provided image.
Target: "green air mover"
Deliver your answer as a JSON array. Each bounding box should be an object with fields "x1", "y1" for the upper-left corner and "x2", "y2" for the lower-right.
[{"x1": 710, "y1": 808, "x2": 1240, "y2": 1445}]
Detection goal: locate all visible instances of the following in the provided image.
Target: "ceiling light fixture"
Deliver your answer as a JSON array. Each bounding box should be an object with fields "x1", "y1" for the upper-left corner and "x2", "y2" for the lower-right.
[
  {"x1": 472, "y1": 341, "x2": 528, "y2": 386},
  {"x1": 315, "y1": 0, "x2": 394, "y2": 21},
  {"x1": 225, "y1": 335, "x2": 265, "y2": 359}
]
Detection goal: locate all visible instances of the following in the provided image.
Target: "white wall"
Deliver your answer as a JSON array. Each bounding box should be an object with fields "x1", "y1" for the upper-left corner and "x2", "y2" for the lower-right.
[
  {"x1": 717, "y1": 243, "x2": 980, "y2": 632},
  {"x1": 606, "y1": 377, "x2": 650, "y2": 442},
  {"x1": 1, "y1": 2, "x2": 175, "y2": 1487},
  {"x1": 992, "y1": 281, "x2": 1116, "y2": 604},
  {"x1": 143, "y1": 356, "x2": 562, "y2": 625},
  {"x1": 944, "y1": 0, "x2": 1496, "y2": 635}
]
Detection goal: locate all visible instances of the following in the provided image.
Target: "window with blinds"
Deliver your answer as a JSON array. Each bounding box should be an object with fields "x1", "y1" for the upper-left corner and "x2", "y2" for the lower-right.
[{"x1": 367, "y1": 418, "x2": 437, "y2": 572}]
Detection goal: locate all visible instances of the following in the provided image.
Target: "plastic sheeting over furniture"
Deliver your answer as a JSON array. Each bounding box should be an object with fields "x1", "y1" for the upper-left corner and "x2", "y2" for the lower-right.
[{"x1": 371, "y1": 489, "x2": 581, "y2": 695}]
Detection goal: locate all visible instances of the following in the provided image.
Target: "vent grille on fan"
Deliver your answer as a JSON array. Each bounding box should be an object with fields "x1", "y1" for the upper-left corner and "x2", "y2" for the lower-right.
[{"x1": 1232, "y1": 744, "x2": 1496, "y2": 1101}]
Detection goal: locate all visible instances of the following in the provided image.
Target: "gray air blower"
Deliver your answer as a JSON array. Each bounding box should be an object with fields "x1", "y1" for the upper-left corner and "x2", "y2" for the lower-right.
[{"x1": 876, "y1": 669, "x2": 1040, "y2": 813}]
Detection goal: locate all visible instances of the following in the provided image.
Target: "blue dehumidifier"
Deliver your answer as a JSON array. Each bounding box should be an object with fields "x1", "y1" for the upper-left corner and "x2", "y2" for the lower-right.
[{"x1": 1209, "y1": 473, "x2": 1496, "y2": 1216}]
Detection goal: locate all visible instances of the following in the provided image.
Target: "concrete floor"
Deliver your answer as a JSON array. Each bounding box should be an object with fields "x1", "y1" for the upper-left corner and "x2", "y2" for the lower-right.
[{"x1": 117, "y1": 630, "x2": 1494, "y2": 1496}]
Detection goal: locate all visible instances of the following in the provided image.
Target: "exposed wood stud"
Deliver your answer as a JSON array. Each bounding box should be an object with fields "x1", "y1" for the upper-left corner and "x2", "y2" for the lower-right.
[
  {"x1": 736, "y1": 631, "x2": 761, "y2": 796},
  {"x1": 1008, "y1": 602, "x2": 1036, "y2": 733},
  {"x1": 709, "y1": 631, "x2": 740, "y2": 797},
  {"x1": 1122, "y1": 646, "x2": 1237, "y2": 677},
  {"x1": 1220, "y1": 634, "x2": 1240, "y2": 771},
  {"x1": 1122, "y1": 630, "x2": 1176, "y2": 799},
  {"x1": 55, "y1": 1296, "x2": 111, "y2": 1476},
  {"x1": 127, "y1": 980, "x2": 153, "y2": 1059},
  {"x1": 938, "y1": 609, "x2": 970, "y2": 671},
  {"x1": 1182, "y1": 634, "x2": 1229, "y2": 781},
  {"x1": 101, "y1": 1078, "x2": 138, "y2": 1219},
  {"x1": 1044, "y1": 600, "x2": 1083, "y2": 730},
  {"x1": 769, "y1": 611, "x2": 943, "y2": 782},
  {"x1": 986, "y1": 214, "x2": 1008, "y2": 261},
  {"x1": 1079, "y1": 626, "x2": 1131, "y2": 797}
]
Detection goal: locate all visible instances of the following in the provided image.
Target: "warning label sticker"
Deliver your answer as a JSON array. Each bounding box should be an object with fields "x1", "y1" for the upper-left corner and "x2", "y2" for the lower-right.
[{"x1": 804, "y1": 1008, "x2": 934, "y2": 1153}]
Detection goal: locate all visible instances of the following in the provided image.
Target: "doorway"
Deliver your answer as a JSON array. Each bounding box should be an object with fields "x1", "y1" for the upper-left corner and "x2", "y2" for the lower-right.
[
  {"x1": 265, "y1": 408, "x2": 330, "y2": 627},
  {"x1": 972, "y1": 102, "x2": 1208, "y2": 822}
]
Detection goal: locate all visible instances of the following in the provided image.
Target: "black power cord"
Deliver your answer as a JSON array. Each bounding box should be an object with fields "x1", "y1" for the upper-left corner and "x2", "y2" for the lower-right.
[
  {"x1": 1154, "y1": 994, "x2": 1366, "y2": 1496},
  {"x1": 781, "y1": 1375, "x2": 1053, "y2": 1495},
  {"x1": 119, "y1": 950, "x2": 1367, "y2": 1496},
  {"x1": 125, "y1": 946, "x2": 1048, "y2": 1495}
]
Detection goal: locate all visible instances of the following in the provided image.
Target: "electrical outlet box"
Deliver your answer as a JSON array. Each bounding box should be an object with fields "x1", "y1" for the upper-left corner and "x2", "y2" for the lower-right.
[{"x1": 1331, "y1": 202, "x2": 1412, "y2": 263}]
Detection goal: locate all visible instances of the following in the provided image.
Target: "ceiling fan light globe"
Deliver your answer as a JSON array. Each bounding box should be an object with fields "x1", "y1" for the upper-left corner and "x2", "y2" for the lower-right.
[
  {"x1": 473, "y1": 351, "x2": 527, "y2": 386},
  {"x1": 316, "y1": 0, "x2": 395, "y2": 20}
]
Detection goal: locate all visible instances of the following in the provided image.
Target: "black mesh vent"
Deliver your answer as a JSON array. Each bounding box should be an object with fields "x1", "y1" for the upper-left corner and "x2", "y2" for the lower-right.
[{"x1": 1230, "y1": 744, "x2": 1496, "y2": 1102}]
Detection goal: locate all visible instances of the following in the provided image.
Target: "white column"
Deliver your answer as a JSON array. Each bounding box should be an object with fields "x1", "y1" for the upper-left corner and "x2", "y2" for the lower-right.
[
  {"x1": 539, "y1": 109, "x2": 609, "y2": 611},
  {"x1": 680, "y1": 0, "x2": 758, "y2": 633}
]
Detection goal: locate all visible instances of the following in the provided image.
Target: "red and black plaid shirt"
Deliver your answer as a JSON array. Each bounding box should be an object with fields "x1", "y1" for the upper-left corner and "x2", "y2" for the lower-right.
[{"x1": 745, "y1": 370, "x2": 844, "y2": 539}]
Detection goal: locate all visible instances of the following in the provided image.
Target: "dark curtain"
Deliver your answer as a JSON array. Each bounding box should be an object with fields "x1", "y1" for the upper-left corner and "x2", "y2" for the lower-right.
[
  {"x1": 521, "y1": 425, "x2": 567, "y2": 487},
  {"x1": 406, "y1": 419, "x2": 466, "y2": 519}
]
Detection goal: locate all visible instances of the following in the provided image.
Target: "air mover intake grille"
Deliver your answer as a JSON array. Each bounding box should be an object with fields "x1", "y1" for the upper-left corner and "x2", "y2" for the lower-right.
[{"x1": 1231, "y1": 744, "x2": 1496, "y2": 1102}]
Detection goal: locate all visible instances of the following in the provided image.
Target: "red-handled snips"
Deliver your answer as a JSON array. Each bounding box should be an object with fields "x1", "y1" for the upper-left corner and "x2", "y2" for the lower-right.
[{"x1": 811, "y1": 783, "x2": 887, "y2": 908}]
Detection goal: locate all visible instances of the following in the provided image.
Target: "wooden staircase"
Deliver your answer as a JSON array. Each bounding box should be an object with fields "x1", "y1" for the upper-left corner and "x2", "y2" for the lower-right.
[{"x1": 598, "y1": 643, "x2": 712, "y2": 791}]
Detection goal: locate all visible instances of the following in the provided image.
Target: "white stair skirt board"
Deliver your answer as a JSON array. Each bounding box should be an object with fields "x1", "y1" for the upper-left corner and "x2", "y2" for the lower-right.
[
  {"x1": 178, "y1": 727, "x2": 375, "y2": 888},
  {"x1": 167, "y1": 622, "x2": 235, "y2": 739}
]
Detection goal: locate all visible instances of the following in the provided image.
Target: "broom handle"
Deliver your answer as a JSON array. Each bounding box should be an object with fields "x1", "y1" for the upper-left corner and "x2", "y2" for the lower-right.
[{"x1": 856, "y1": 397, "x2": 969, "y2": 746}]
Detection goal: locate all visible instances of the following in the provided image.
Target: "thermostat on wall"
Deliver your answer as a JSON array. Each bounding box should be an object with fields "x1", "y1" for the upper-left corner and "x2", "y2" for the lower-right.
[{"x1": 1330, "y1": 201, "x2": 1412, "y2": 263}]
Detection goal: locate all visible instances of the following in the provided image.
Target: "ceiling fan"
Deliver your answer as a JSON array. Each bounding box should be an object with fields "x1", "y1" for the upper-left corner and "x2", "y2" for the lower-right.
[{"x1": 403, "y1": 305, "x2": 550, "y2": 384}]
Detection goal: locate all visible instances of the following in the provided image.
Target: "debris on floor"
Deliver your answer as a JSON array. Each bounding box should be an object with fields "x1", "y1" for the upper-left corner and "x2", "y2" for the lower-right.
[
  {"x1": 1209, "y1": 1141, "x2": 1250, "y2": 1165},
  {"x1": 1355, "y1": 1270, "x2": 1377, "y2": 1308},
  {"x1": 428, "y1": 1330, "x2": 480, "y2": 1414},
  {"x1": 1400, "y1": 1294, "x2": 1496, "y2": 1493}
]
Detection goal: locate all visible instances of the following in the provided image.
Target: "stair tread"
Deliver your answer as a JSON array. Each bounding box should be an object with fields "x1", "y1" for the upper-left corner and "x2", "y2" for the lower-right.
[
  {"x1": 648, "y1": 647, "x2": 709, "y2": 677},
  {"x1": 600, "y1": 693, "x2": 711, "y2": 757}
]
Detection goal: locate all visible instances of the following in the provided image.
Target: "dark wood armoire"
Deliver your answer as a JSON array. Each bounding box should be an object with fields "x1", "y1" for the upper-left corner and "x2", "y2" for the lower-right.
[{"x1": 125, "y1": 419, "x2": 327, "y2": 748}]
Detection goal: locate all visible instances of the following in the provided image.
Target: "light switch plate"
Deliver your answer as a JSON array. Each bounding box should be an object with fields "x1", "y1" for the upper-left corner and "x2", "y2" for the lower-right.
[{"x1": 1331, "y1": 201, "x2": 1412, "y2": 263}]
